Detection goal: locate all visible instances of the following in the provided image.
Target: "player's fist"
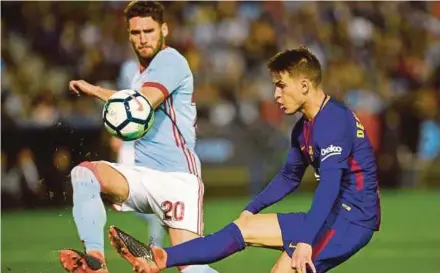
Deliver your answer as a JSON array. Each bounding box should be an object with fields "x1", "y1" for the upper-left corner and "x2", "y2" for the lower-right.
[
  {"x1": 69, "y1": 80, "x2": 99, "y2": 96},
  {"x1": 291, "y1": 243, "x2": 316, "y2": 273}
]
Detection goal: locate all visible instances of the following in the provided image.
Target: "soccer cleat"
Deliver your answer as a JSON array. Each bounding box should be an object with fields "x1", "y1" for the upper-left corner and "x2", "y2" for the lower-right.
[
  {"x1": 108, "y1": 225, "x2": 167, "y2": 273},
  {"x1": 59, "y1": 249, "x2": 108, "y2": 273}
]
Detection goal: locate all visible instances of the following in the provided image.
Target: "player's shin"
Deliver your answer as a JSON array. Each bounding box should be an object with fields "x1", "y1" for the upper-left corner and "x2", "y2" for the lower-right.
[
  {"x1": 165, "y1": 223, "x2": 245, "y2": 267},
  {"x1": 71, "y1": 165, "x2": 107, "y2": 253}
]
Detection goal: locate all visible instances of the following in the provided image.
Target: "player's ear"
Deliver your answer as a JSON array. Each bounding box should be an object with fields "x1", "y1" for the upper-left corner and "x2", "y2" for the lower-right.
[
  {"x1": 161, "y1": 22, "x2": 169, "y2": 38},
  {"x1": 300, "y1": 79, "x2": 309, "y2": 95}
]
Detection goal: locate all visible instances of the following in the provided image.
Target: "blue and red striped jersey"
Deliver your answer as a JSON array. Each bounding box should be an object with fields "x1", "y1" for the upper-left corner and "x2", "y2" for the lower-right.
[{"x1": 245, "y1": 97, "x2": 381, "y2": 244}]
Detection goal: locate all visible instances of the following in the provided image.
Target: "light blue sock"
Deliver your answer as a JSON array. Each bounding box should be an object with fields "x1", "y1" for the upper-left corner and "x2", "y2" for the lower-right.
[
  {"x1": 181, "y1": 265, "x2": 219, "y2": 273},
  {"x1": 135, "y1": 212, "x2": 165, "y2": 247},
  {"x1": 71, "y1": 165, "x2": 106, "y2": 253}
]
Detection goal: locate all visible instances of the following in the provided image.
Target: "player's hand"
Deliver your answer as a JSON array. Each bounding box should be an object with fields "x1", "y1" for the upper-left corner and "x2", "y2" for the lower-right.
[
  {"x1": 291, "y1": 242, "x2": 316, "y2": 273},
  {"x1": 69, "y1": 80, "x2": 99, "y2": 96}
]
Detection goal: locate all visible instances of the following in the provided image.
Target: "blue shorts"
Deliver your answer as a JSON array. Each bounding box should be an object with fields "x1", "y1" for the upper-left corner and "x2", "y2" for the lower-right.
[{"x1": 277, "y1": 212, "x2": 374, "y2": 273}]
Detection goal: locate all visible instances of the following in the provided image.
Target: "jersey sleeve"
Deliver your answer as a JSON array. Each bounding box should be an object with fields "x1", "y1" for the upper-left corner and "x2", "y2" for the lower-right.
[
  {"x1": 141, "y1": 51, "x2": 189, "y2": 98},
  {"x1": 316, "y1": 113, "x2": 352, "y2": 170}
]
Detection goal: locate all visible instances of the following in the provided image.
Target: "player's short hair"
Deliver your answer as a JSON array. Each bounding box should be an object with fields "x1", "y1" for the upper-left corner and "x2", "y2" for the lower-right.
[
  {"x1": 124, "y1": 1, "x2": 165, "y2": 25},
  {"x1": 267, "y1": 46, "x2": 322, "y2": 87}
]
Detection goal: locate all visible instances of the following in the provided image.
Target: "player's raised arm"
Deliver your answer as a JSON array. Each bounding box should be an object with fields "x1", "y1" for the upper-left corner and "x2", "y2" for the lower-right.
[
  {"x1": 69, "y1": 80, "x2": 117, "y2": 102},
  {"x1": 244, "y1": 128, "x2": 308, "y2": 214},
  {"x1": 296, "y1": 113, "x2": 352, "y2": 245},
  {"x1": 138, "y1": 50, "x2": 189, "y2": 109}
]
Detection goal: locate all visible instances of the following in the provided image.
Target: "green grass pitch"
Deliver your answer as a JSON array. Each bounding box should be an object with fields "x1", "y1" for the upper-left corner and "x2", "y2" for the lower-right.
[{"x1": 2, "y1": 190, "x2": 439, "y2": 273}]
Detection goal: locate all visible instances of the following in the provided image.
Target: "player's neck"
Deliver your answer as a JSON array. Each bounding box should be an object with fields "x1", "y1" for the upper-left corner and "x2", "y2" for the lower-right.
[{"x1": 301, "y1": 91, "x2": 328, "y2": 121}]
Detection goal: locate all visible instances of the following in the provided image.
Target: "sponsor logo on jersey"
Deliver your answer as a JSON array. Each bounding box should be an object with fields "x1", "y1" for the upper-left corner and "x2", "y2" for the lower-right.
[{"x1": 321, "y1": 145, "x2": 342, "y2": 161}]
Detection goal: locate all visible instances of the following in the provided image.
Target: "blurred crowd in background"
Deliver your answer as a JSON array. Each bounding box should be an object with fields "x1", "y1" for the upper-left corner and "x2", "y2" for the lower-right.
[{"x1": 2, "y1": 1, "x2": 440, "y2": 208}]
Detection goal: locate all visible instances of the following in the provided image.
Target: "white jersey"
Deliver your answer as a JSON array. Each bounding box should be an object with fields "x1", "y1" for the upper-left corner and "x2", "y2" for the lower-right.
[{"x1": 130, "y1": 47, "x2": 200, "y2": 176}]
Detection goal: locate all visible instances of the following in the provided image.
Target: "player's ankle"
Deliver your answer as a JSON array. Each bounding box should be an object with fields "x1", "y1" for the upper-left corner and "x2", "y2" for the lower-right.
[{"x1": 86, "y1": 249, "x2": 105, "y2": 261}]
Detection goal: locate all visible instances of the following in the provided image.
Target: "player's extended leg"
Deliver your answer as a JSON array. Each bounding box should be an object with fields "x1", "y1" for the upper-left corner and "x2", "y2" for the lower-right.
[
  {"x1": 59, "y1": 161, "x2": 129, "y2": 273},
  {"x1": 108, "y1": 213, "x2": 283, "y2": 272},
  {"x1": 167, "y1": 227, "x2": 218, "y2": 273}
]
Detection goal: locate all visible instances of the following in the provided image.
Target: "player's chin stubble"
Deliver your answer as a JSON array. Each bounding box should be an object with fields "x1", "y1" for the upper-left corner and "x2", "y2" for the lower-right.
[{"x1": 139, "y1": 33, "x2": 164, "y2": 60}]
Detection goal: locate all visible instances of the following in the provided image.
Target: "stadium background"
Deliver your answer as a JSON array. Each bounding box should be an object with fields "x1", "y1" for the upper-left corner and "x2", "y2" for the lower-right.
[{"x1": 1, "y1": 1, "x2": 439, "y2": 273}]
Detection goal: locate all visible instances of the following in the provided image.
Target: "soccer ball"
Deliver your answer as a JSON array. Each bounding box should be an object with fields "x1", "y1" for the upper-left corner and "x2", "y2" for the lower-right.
[{"x1": 102, "y1": 90, "x2": 155, "y2": 141}]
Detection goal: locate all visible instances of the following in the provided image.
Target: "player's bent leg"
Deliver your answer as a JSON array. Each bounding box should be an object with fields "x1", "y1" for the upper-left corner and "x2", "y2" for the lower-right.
[
  {"x1": 91, "y1": 161, "x2": 129, "y2": 204},
  {"x1": 168, "y1": 227, "x2": 218, "y2": 273},
  {"x1": 271, "y1": 252, "x2": 296, "y2": 273},
  {"x1": 108, "y1": 213, "x2": 283, "y2": 273},
  {"x1": 60, "y1": 161, "x2": 129, "y2": 273},
  {"x1": 233, "y1": 213, "x2": 284, "y2": 248}
]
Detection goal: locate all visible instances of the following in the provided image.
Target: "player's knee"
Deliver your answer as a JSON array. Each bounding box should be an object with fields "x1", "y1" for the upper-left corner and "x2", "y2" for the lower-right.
[
  {"x1": 270, "y1": 263, "x2": 285, "y2": 273},
  {"x1": 270, "y1": 265, "x2": 279, "y2": 273},
  {"x1": 270, "y1": 260, "x2": 295, "y2": 273},
  {"x1": 70, "y1": 162, "x2": 102, "y2": 192},
  {"x1": 71, "y1": 161, "x2": 101, "y2": 188},
  {"x1": 233, "y1": 216, "x2": 257, "y2": 243},
  {"x1": 92, "y1": 162, "x2": 129, "y2": 201}
]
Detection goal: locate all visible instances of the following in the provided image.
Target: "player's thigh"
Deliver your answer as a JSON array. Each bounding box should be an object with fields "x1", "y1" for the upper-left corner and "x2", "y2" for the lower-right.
[
  {"x1": 77, "y1": 161, "x2": 129, "y2": 204},
  {"x1": 146, "y1": 172, "x2": 204, "y2": 235},
  {"x1": 313, "y1": 220, "x2": 374, "y2": 273},
  {"x1": 233, "y1": 213, "x2": 283, "y2": 248},
  {"x1": 271, "y1": 251, "x2": 296, "y2": 273},
  {"x1": 167, "y1": 226, "x2": 200, "y2": 246}
]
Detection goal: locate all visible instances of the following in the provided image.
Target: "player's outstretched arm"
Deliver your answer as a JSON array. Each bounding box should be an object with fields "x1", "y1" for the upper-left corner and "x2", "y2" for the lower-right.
[
  {"x1": 296, "y1": 169, "x2": 342, "y2": 245},
  {"x1": 244, "y1": 145, "x2": 307, "y2": 214},
  {"x1": 69, "y1": 78, "x2": 167, "y2": 110},
  {"x1": 69, "y1": 80, "x2": 117, "y2": 102}
]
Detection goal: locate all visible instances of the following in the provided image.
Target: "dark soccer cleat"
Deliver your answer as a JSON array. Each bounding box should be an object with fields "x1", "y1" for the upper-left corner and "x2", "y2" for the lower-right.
[
  {"x1": 108, "y1": 225, "x2": 166, "y2": 273},
  {"x1": 59, "y1": 249, "x2": 108, "y2": 273}
]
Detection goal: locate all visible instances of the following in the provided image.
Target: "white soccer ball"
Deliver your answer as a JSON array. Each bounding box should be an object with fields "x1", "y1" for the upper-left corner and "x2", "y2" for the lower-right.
[{"x1": 102, "y1": 90, "x2": 155, "y2": 141}]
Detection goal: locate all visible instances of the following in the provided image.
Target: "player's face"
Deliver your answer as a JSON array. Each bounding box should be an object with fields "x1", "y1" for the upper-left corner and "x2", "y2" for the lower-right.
[
  {"x1": 272, "y1": 72, "x2": 309, "y2": 115},
  {"x1": 128, "y1": 16, "x2": 168, "y2": 60}
]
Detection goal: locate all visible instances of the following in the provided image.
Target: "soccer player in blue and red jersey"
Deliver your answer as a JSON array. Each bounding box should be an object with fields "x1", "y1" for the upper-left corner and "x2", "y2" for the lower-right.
[{"x1": 108, "y1": 46, "x2": 381, "y2": 273}]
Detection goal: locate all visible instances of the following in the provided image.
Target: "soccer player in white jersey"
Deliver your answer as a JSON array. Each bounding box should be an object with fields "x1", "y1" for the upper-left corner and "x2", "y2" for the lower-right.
[
  {"x1": 59, "y1": 2, "x2": 217, "y2": 273},
  {"x1": 117, "y1": 59, "x2": 165, "y2": 248}
]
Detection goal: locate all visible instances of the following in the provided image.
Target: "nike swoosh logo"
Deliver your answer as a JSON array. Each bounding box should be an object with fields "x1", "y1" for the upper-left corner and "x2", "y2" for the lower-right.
[{"x1": 289, "y1": 243, "x2": 296, "y2": 249}]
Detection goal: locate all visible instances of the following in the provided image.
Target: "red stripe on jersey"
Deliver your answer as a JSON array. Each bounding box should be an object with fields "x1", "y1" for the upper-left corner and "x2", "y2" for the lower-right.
[
  {"x1": 188, "y1": 150, "x2": 199, "y2": 177},
  {"x1": 168, "y1": 97, "x2": 194, "y2": 175},
  {"x1": 376, "y1": 186, "x2": 382, "y2": 231},
  {"x1": 143, "y1": 82, "x2": 169, "y2": 98},
  {"x1": 312, "y1": 228, "x2": 336, "y2": 260},
  {"x1": 349, "y1": 156, "x2": 364, "y2": 191},
  {"x1": 163, "y1": 101, "x2": 179, "y2": 147},
  {"x1": 197, "y1": 177, "x2": 204, "y2": 235}
]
